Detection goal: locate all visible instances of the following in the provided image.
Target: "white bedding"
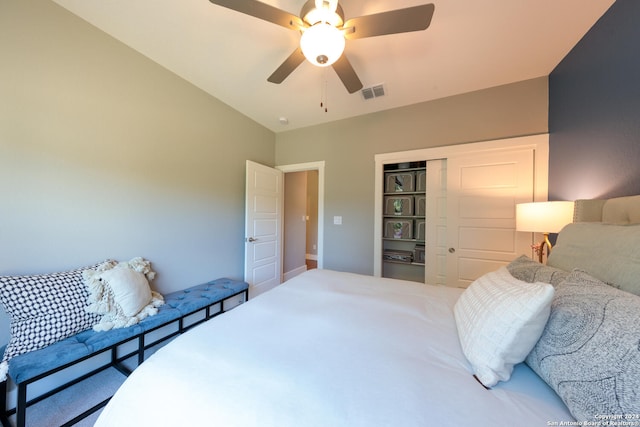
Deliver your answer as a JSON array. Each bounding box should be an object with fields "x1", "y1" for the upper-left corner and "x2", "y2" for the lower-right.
[{"x1": 96, "y1": 269, "x2": 573, "y2": 426}]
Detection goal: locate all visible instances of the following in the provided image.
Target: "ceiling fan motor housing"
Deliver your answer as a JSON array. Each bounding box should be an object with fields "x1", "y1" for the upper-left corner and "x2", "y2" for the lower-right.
[{"x1": 300, "y1": 0, "x2": 344, "y2": 26}]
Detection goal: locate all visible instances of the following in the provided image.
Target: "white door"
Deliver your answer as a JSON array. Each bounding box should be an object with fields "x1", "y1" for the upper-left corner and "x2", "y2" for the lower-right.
[
  {"x1": 245, "y1": 160, "x2": 283, "y2": 297},
  {"x1": 425, "y1": 159, "x2": 447, "y2": 286},
  {"x1": 446, "y1": 149, "x2": 535, "y2": 288}
]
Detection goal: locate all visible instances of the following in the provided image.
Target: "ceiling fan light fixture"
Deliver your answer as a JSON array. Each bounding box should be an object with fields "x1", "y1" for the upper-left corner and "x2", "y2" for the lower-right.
[
  {"x1": 304, "y1": 7, "x2": 342, "y2": 27},
  {"x1": 300, "y1": 23, "x2": 345, "y2": 67}
]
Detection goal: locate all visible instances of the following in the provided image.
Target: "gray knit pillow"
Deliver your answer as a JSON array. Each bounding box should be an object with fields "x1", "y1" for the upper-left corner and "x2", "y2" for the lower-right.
[
  {"x1": 506, "y1": 255, "x2": 569, "y2": 286},
  {"x1": 525, "y1": 269, "x2": 640, "y2": 421}
]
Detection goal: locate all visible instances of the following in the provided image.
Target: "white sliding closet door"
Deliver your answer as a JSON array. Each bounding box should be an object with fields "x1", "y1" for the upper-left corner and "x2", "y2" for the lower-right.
[
  {"x1": 425, "y1": 159, "x2": 447, "y2": 286},
  {"x1": 373, "y1": 135, "x2": 548, "y2": 285},
  {"x1": 445, "y1": 149, "x2": 535, "y2": 288}
]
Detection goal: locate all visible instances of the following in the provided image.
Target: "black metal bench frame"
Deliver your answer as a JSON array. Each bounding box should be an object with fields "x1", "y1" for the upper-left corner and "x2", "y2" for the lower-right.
[{"x1": 0, "y1": 288, "x2": 248, "y2": 427}]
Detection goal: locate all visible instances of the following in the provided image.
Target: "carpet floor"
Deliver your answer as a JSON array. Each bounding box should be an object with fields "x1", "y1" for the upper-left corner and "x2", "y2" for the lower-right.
[{"x1": 9, "y1": 368, "x2": 126, "y2": 427}]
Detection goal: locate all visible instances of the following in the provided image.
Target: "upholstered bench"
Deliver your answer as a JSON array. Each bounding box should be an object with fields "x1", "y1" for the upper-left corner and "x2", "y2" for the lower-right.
[{"x1": 0, "y1": 278, "x2": 249, "y2": 427}]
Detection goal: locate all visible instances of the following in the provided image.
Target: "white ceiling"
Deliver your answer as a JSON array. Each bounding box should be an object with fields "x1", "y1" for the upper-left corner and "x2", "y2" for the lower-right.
[{"x1": 52, "y1": 0, "x2": 614, "y2": 133}]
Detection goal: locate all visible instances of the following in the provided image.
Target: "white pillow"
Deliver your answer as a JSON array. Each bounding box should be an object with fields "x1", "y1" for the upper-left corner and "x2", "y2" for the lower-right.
[
  {"x1": 84, "y1": 257, "x2": 164, "y2": 331},
  {"x1": 98, "y1": 268, "x2": 152, "y2": 317},
  {"x1": 453, "y1": 266, "x2": 554, "y2": 388}
]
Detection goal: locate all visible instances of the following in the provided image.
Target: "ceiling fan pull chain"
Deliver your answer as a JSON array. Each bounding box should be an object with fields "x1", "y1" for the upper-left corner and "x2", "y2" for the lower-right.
[
  {"x1": 320, "y1": 69, "x2": 324, "y2": 108},
  {"x1": 320, "y1": 71, "x2": 328, "y2": 113},
  {"x1": 324, "y1": 77, "x2": 328, "y2": 112}
]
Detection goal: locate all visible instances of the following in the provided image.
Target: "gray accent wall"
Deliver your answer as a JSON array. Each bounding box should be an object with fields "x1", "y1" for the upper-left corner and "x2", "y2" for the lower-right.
[
  {"x1": 275, "y1": 77, "x2": 549, "y2": 275},
  {"x1": 0, "y1": 0, "x2": 274, "y2": 343},
  {"x1": 549, "y1": 0, "x2": 639, "y2": 200}
]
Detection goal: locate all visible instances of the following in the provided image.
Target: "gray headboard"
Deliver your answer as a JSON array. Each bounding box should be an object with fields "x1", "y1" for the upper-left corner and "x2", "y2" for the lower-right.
[
  {"x1": 573, "y1": 194, "x2": 640, "y2": 224},
  {"x1": 548, "y1": 194, "x2": 640, "y2": 295}
]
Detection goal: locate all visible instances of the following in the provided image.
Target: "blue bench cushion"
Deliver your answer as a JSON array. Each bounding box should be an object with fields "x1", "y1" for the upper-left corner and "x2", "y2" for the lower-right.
[
  {"x1": 162, "y1": 278, "x2": 249, "y2": 317},
  {"x1": 4, "y1": 278, "x2": 248, "y2": 384},
  {"x1": 7, "y1": 326, "x2": 143, "y2": 384},
  {"x1": 0, "y1": 261, "x2": 110, "y2": 381}
]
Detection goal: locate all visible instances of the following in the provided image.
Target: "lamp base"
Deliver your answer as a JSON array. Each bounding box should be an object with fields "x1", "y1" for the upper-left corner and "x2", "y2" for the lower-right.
[{"x1": 533, "y1": 233, "x2": 553, "y2": 263}]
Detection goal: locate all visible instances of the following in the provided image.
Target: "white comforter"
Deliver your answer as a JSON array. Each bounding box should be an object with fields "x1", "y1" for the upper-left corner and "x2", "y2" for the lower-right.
[{"x1": 96, "y1": 269, "x2": 573, "y2": 426}]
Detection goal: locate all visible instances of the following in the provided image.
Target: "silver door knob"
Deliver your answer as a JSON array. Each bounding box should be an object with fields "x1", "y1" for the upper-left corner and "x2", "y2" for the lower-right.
[
  {"x1": 448, "y1": 247, "x2": 456, "y2": 253},
  {"x1": 247, "y1": 237, "x2": 258, "y2": 242}
]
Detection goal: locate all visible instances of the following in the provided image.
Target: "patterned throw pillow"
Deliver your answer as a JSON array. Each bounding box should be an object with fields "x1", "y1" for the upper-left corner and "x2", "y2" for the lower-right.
[
  {"x1": 0, "y1": 261, "x2": 112, "y2": 380},
  {"x1": 454, "y1": 266, "x2": 555, "y2": 388},
  {"x1": 507, "y1": 255, "x2": 569, "y2": 286},
  {"x1": 526, "y1": 269, "x2": 640, "y2": 421}
]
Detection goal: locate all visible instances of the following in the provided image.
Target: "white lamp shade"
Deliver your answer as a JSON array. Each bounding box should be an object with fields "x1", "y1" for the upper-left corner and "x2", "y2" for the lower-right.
[
  {"x1": 516, "y1": 201, "x2": 575, "y2": 233},
  {"x1": 300, "y1": 23, "x2": 345, "y2": 67}
]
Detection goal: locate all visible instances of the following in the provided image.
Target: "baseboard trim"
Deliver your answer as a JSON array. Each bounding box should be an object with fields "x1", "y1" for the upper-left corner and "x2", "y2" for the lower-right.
[{"x1": 283, "y1": 265, "x2": 307, "y2": 282}]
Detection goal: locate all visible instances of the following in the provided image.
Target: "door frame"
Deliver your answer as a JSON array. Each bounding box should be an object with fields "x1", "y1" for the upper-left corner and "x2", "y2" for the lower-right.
[
  {"x1": 277, "y1": 161, "x2": 325, "y2": 269},
  {"x1": 373, "y1": 134, "x2": 549, "y2": 278}
]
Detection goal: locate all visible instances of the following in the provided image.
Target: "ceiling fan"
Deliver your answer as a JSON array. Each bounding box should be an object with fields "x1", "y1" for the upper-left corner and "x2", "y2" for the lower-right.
[{"x1": 208, "y1": 0, "x2": 435, "y2": 93}]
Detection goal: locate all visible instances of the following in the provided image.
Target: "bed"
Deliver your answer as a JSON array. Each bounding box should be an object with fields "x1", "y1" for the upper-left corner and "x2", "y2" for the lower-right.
[{"x1": 95, "y1": 195, "x2": 640, "y2": 427}]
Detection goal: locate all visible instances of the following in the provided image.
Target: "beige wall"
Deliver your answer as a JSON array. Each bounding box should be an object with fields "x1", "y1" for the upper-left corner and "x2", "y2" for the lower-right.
[
  {"x1": 305, "y1": 170, "x2": 319, "y2": 258},
  {"x1": 283, "y1": 172, "x2": 307, "y2": 275},
  {"x1": 275, "y1": 77, "x2": 549, "y2": 275},
  {"x1": 283, "y1": 170, "x2": 319, "y2": 276},
  {"x1": 0, "y1": 0, "x2": 274, "y2": 342}
]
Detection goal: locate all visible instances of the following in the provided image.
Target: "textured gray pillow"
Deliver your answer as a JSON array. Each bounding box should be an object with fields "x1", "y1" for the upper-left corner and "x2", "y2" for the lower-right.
[
  {"x1": 506, "y1": 255, "x2": 569, "y2": 286},
  {"x1": 525, "y1": 269, "x2": 640, "y2": 421},
  {"x1": 547, "y1": 223, "x2": 640, "y2": 295}
]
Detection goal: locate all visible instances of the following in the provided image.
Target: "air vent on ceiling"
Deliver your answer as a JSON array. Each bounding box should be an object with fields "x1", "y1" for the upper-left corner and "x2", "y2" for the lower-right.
[{"x1": 361, "y1": 84, "x2": 385, "y2": 101}]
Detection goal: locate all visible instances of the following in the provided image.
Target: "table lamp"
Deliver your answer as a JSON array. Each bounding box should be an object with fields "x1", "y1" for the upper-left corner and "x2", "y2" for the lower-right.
[{"x1": 516, "y1": 201, "x2": 574, "y2": 263}]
